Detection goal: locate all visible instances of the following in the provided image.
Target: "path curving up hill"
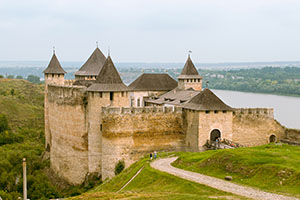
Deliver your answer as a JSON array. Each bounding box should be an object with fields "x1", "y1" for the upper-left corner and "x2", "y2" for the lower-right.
[{"x1": 150, "y1": 157, "x2": 299, "y2": 200}]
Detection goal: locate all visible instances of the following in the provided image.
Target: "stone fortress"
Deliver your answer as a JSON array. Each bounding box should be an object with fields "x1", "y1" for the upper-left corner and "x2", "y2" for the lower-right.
[{"x1": 43, "y1": 47, "x2": 286, "y2": 185}]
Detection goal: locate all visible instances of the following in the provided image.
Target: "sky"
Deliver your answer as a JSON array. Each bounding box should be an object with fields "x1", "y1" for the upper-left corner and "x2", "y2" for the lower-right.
[{"x1": 0, "y1": 0, "x2": 300, "y2": 63}]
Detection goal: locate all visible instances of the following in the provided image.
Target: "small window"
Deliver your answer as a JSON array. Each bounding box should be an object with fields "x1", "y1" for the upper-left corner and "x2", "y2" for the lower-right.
[
  {"x1": 194, "y1": 79, "x2": 196, "y2": 82},
  {"x1": 52, "y1": 74, "x2": 54, "y2": 78},
  {"x1": 110, "y1": 92, "x2": 113, "y2": 101},
  {"x1": 223, "y1": 110, "x2": 227, "y2": 113},
  {"x1": 205, "y1": 111, "x2": 210, "y2": 114},
  {"x1": 187, "y1": 79, "x2": 189, "y2": 83},
  {"x1": 198, "y1": 79, "x2": 200, "y2": 82},
  {"x1": 100, "y1": 92, "x2": 102, "y2": 98},
  {"x1": 58, "y1": 74, "x2": 60, "y2": 78},
  {"x1": 121, "y1": 92, "x2": 124, "y2": 97},
  {"x1": 137, "y1": 99, "x2": 140, "y2": 107},
  {"x1": 214, "y1": 110, "x2": 218, "y2": 114},
  {"x1": 100, "y1": 124, "x2": 102, "y2": 131}
]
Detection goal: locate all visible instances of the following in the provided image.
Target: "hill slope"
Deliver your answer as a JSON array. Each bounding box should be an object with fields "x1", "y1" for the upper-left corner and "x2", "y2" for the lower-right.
[
  {"x1": 69, "y1": 156, "x2": 248, "y2": 200},
  {"x1": 0, "y1": 79, "x2": 44, "y2": 130},
  {"x1": 173, "y1": 144, "x2": 300, "y2": 198}
]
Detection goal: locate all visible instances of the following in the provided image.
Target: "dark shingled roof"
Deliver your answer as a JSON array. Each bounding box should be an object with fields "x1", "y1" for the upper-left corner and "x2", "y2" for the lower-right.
[
  {"x1": 75, "y1": 47, "x2": 106, "y2": 76},
  {"x1": 43, "y1": 53, "x2": 66, "y2": 74},
  {"x1": 128, "y1": 73, "x2": 177, "y2": 91},
  {"x1": 87, "y1": 56, "x2": 127, "y2": 92},
  {"x1": 184, "y1": 89, "x2": 233, "y2": 111},
  {"x1": 73, "y1": 80, "x2": 96, "y2": 87},
  {"x1": 180, "y1": 56, "x2": 198, "y2": 75},
  {"x1": 145, "y1": 87, "x2": 200, "y2": 106}
]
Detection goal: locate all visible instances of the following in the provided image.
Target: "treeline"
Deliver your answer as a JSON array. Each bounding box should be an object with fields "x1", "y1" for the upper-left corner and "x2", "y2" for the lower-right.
[
  {"x1": 201, "y1": 67, "x2": 300, "y2": 96},
  {"x1": 0, "y1": 74, "x2": 42, "y2": 84}
]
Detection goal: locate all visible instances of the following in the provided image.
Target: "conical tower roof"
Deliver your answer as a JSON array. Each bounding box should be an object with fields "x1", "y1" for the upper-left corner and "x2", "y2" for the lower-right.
[
  {"x1": 75, "y1": 47, "x2": 106, "y2": 76},
  {"x1": 87, "y1": 56, "x2": 127, "y2": 91},
  {"x1": 184, "y1": 89, "x2": 233, "y2": 111},
  {"x1": 178, "y1": 55, "x2": 201, "y2": 79},
  {"x1": 43, "y1": 53, "x2": 66, "y2": 74}
]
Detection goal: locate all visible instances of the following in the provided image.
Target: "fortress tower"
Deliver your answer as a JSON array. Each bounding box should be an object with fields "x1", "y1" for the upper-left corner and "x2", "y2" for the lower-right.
[
  {"x1": 178, "y1": 55, "x2": 202, "y2": 91},
  {"x1": 43, "y1": 51, "x2": 66, "y2": 149}
]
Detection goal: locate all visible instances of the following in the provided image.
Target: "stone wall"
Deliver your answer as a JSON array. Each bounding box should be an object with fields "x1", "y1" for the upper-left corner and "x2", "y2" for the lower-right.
[
  {"x1": 101, "y1": 106, "x2": 185, "y2": 179},
  {"x1": 232, "y1": 108, "x2": 285, "y2": 146},
  {"x1": 198, "y1": 110, "x2": 233, "y2": 148},
  {"x1": 48, "y1": 85, "x2": 88, "y2": 184},
  {"x1": 86, "y1": 91, "x2": 130, "y2": 175},
  {"x1": 184, "y1": 109, "x2": 199, "y2": 152},
  {"x1": 284, "y1": 128, "x2": 300, "y2": 141}
]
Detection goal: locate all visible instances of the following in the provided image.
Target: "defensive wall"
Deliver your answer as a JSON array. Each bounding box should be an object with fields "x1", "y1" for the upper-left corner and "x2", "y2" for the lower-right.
[
  {"x1": 100, "y1": 106, "x2": 185, "y2": 179},
  {"x1": 232, "y1": 108, "x2": 285, "y2": 146},
  {"x1": 47, "y1": 85, "x2": 89, "y2": 184},
  {"x1": 46, "y1": 85, "x2": 290, "y2": 184}
]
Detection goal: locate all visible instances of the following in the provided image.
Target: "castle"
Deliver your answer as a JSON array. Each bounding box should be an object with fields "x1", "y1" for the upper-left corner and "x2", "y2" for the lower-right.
[{"x1": 43, "y1": 47, "x2": 285, "y2": 185}]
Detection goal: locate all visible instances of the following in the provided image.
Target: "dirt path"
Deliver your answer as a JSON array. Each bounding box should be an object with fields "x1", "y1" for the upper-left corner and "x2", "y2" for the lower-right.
[{"x1": 150, "y1": 157, "x2": 299, "y2": 200}]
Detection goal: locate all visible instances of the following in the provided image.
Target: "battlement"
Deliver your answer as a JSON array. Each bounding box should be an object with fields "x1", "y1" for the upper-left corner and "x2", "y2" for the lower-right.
[
  {"x1": 102, "y1": 106, "x2": 183, "y2": 115},
  {"x1": 47, "y1": 84, "x2": 86, "y2": 105},
  {"x1": 64, "y1": 79, "x2": 76, "y2": 86},
  {"x1": 233, "y1": 108, "x2": 274, "y2": 119}
]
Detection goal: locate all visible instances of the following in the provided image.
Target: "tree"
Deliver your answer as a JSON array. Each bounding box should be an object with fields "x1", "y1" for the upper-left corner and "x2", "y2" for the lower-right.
[
  {"x1": 0, "y1": 114, "x2": 9, "y2": 132},
  {"x1": 16, "y1": 75, "x2": 23, "y2": 79},
  {"x1": 0, "y1": 74, "x2": 3, "y2": 78},
  {"x1": 27, "y1": 75, "x2": 40, "y2": 84},
  {"x1": 10, "y1": 89, "x2": 15, "y2": 96},
  {"x1": 7, "y1": 75, "x2": 14, "y2": 79}
]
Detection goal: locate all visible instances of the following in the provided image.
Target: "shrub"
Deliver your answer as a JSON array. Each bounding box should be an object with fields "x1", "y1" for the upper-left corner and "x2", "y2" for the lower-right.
[
  {"x1": 7, "y1": 75, "x2": 14, "y2": 79},
  {"x1": 0, "y1": 114, "x2": 9, "y2": 132},
  {"x1": 0, "y1": 75, "x2": 3, "y2": 78},
  {"x1": 16, "y1": 75, "x2": 23, "y2": 79},
  {"x1": 115, "y1": 160, "x2": 125, "y2": 175}
]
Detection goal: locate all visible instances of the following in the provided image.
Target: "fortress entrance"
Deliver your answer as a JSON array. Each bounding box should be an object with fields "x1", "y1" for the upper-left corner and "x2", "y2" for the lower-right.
[
  {"x1": 210, "y1": 129, "x2": 221, "y2": 141},
  {"x1": 269, "y1": 135, "x2": 276, "y2": 143}
]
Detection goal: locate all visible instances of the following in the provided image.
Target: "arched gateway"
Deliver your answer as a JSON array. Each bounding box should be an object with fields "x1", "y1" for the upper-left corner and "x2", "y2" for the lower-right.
[{"x1": 210, "y1": 129, "x2": 221, "y2": 141}]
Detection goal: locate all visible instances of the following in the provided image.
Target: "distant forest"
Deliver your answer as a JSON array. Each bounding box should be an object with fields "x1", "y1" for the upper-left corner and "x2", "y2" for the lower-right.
[
  {"x1": 1, "y1": 66, "x2": 300, "y2": 97},
  {"x1": 201, "y1": 67, "x2": 300, "y2": 97}
]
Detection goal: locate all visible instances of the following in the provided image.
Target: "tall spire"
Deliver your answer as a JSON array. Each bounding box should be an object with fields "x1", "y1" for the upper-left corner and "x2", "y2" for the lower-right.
[
  {"x1": 179, "y1": 54, "x2": 199, "y2": 76},
  {"x1": 74, "y1": 47, "x2": 106, "y2": 76},
  {"x1": 96, "y1": 41, "x2": 98, "y2": 48},
  {"x1": 53, "y1": 46, "x2": 56, "y2": 54},
  {"x1": 108, "y1": 46, "x2": 110, "y2": 57},
  {"x1": 43, "y1": 50, "x2": 66, "y2": 74}
]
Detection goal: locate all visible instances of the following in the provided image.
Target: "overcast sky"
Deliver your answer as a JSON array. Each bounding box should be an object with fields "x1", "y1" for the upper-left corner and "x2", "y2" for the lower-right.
[{"x1": 0, "y1": 0, "x2": 300, "y2": 63}]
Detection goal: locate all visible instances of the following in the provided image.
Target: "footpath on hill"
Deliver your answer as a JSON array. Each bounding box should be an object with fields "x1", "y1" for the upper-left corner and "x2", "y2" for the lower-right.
[{"x1": 151, "y1": 157, "x2": 299, "y2": 200}]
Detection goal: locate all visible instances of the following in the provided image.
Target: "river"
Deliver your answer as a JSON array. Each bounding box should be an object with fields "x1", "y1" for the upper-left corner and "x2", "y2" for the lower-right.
[{"x1": 212, "y1": 89, "x2": 300, "y2": 129}]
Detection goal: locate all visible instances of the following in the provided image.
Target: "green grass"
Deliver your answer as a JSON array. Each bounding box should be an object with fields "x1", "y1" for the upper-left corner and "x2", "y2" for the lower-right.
[
  {"x1": 69, "y1": 157, "x2": 248, "y2": 200},
  {"x1": 0, "y1": 79, "x2": 44, "y2": 130},
  {"x1": 173, "y1": 144, "x2": 300, "y2": 198}
]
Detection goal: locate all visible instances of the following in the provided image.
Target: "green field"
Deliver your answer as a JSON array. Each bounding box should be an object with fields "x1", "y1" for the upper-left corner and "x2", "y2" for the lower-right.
[
  {"x1": 70, "y1": 156, "x2": 248, "y2": 200},
  {"x1": 173, "y1": 144, "x2": 300, "y2": 198}
]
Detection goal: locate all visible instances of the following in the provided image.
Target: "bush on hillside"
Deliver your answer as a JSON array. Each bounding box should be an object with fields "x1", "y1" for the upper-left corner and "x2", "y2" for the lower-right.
[
  {"x1": 7, "y1": 75, "x2": 14, "y2": 79},
  {"x1": 0, "y1": 75, "x2": 3, "y2": 78},
  {"x1": 0, "y1": 114, "x2": 9, "y2": 132},
  {"x1": 16, "y1": 75, "x2": 23, "y2": 79},
  {"x1": 115, "y1": 160, "x2": 125, "y2": 175},
  {"x1": 27, "y1": 75, "x2": 40, "y2": 84}
]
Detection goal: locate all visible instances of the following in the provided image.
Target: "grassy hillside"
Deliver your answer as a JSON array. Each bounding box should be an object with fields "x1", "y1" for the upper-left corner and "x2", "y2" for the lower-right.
[
  {"x1": 69, "y1": 156, "x2": 248, "y2": 200},
  {"x1": 173, "y1": 144, "x2": 300, "y2": 198},
  {"x1": 0, "y1": 79, "x2": 44, "y2": 130}
]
